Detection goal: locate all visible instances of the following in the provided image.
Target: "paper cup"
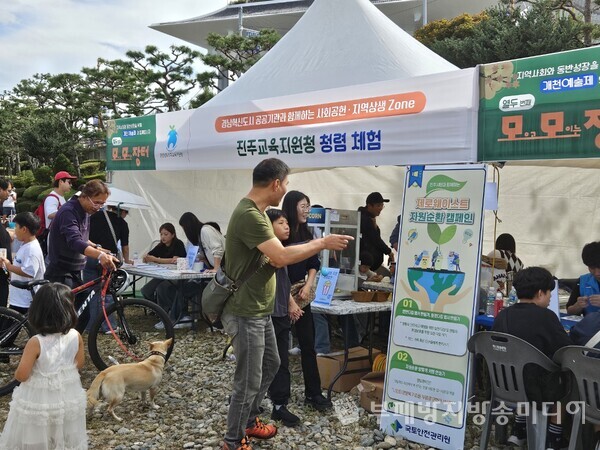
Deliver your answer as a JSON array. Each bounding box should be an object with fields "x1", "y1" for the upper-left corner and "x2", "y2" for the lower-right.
[
  {"x1": 193, "y1": 262, "x2": 205, "y2": 272},
  {"x1": 176, "y1": 258, "x2": 188, "y2": 270},
  {"x1": 0, "y1": 248, "x2": 6, "y2": 259}
]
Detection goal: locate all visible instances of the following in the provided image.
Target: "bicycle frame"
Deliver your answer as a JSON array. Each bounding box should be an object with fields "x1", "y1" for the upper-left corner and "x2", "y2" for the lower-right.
[
  {"x1": 72, "y1": 269, "x2": 112, "y2": 317},
  {"x1": 0, "y1": 315, "x2": 28, "y2": 349}
]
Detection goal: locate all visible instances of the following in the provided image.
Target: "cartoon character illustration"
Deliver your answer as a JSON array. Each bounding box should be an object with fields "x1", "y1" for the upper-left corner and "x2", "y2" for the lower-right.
[
  {"x1": 167, "y1": 125, "x2": 178, "y2": 150},
  {"x1": 414, "y1": 250, "x2": 430, "y2": 269},
  {"x1": 407, "y1": 229, "x2": 418, "y2": 244}
]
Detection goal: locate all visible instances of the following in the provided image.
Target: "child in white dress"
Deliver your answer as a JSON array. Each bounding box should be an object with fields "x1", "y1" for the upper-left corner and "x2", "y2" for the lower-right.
[{"x1": 0, "y1": 283, "x2": 88, "y2": 450}]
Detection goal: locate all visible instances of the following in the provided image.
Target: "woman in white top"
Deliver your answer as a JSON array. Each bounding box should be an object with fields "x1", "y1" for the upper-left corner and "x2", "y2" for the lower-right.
[{"x1": 2, "y1": 182, "x2": 16, "y2": 217}]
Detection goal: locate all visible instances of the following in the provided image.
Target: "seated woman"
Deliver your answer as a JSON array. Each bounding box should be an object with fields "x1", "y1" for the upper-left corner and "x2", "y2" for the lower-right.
[
  {"x1": 140, "y1": 223, "x2": 186, "y2": 302},
  {"x1": 156, "y1": 213, "x2": 225, "y2": 326},
  {"x1": 487, "y1": 233, "x2": 524, "y2": 291},
  {"x1": 566, "y1": 241, "x2": 600, "y2": 316}
]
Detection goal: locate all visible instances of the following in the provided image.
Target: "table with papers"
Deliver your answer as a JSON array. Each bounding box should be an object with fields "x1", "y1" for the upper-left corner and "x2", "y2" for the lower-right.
[{"x1": 123, "y1": 263, "x2": 214, "y2": 329}]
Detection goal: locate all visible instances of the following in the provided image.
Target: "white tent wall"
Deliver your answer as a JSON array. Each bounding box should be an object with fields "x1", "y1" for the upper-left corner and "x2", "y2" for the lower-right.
[
  {"x1": 112, "y1": 165, "x2": 406, "y2": 255},
  {"x1": 483, "y1": 165, "x2": 598, "y2": 280},
  {"x1": 114, "y1": 164, "x2": 595, "y2": 279}
]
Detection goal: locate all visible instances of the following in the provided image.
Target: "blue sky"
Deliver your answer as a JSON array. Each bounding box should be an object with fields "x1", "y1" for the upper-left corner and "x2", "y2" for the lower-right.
[{"x1": 0, "y1": 0, "x2": 226, "y2": 93}]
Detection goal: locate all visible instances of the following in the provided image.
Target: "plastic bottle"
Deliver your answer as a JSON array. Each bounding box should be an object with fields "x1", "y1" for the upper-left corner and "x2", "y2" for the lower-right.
[
  {"x1": 132, "y1": 251, "x2": 139, "y2": 265},
  {"x1": 508, "y1": 286, "x2": 518, "y2": 306},
  {"x1": 494, "y1": 291, "x2": 504, "y2": 317},
  {"x1": 486, "y1": 286, "x2": 497, "y2": 316}
]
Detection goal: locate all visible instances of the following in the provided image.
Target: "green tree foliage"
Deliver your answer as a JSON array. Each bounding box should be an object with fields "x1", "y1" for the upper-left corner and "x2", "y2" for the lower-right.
[
  {"x1": 33, "y1": 165, "x2": 53, "y2": 185},
  {"x1": 125, "y1": 45, "x2": 202, "y2": 113},
  {"x1": 52, "y1": 153, "x2": 76, "y2": 176},
  {"x1": 415, "y1": 2, "x2": 586, "y2": 68},
  {"x1": 194, "y1": 29, "x2": 280, "y2": 105}
]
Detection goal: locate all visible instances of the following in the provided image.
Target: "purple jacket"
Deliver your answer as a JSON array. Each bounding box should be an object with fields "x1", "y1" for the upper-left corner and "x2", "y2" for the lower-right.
[{"x1": 47, "y1": 196, "x2": 89, "y2": 272}]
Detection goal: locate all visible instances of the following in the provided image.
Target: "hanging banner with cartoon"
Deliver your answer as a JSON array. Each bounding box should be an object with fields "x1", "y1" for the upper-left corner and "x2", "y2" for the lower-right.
[{"x1": 380, "y1": 164, "x2": 486, "y2": 450}]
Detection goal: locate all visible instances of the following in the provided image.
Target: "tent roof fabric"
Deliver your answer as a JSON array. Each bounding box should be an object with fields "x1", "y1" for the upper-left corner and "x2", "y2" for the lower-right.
[{"x1": 205, "y1": 0, "x2": 458, "y2": 107}]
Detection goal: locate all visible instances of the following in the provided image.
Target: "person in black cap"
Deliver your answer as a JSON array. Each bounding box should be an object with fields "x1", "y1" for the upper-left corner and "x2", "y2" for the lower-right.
[{"x1": 358, "y1": 192, "x2": 394, "y2": 274}]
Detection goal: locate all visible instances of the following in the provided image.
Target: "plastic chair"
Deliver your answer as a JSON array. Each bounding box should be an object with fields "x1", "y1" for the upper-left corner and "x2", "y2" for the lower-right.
[
  {"x1": 467, "y1": 331, "x2": 563, "y2": 450},
  {"x1": 553, "y1": 345, "x2": 600, "y2": 450}
]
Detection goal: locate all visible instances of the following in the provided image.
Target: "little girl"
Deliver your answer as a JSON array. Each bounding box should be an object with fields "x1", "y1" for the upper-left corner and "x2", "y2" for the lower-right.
[{"x1": 0, "y1": 283, "x2": 88, "y2": 450}]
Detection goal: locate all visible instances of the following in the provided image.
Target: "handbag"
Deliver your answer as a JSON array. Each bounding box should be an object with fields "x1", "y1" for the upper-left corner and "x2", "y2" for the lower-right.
[
  {"x1": 201, "y1": 254, "x2": 264, "y2": 317},
  {"x1": 290, "y1": 280, "x2": 316, "y2": 310}
]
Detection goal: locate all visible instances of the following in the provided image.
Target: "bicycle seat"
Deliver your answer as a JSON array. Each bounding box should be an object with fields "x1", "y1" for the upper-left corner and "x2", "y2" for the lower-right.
[{"x1": 10, "y1": 279, "x2": 50, "y2": 290}]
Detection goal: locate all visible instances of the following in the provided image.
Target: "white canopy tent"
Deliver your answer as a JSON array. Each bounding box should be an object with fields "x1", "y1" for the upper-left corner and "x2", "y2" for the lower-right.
[{"x1": 112, "y1": 0, "x2": 595, "y2": 279}]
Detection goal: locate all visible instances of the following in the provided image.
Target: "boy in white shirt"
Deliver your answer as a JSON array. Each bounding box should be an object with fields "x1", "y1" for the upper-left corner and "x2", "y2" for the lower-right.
[{"x1": 0, "y1": 212, "x2": 46, "y2": 314}]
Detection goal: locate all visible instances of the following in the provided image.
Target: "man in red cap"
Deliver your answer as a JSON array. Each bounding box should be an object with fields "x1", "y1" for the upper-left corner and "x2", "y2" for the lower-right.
[{"x1": 44, "y1": 171, "x2": 77, "y2": 230}]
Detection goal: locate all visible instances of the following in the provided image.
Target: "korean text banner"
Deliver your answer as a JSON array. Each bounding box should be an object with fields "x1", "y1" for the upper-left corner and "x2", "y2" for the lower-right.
[
  {"x1": 380, "y1": 164, "x2": 486, "y2": 450},
  {"x1": 107, "y1": 69, "x2": 478, "y2": 171},
  {"x1": 478, "y1": 46, "x2": 600, "y2": 162}
]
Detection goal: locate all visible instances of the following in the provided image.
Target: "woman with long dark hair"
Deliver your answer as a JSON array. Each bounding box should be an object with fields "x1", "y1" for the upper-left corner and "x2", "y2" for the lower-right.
[
  {"x1": 280, "y1": 190, "x2": 332, "y2": 412},
  {"x1": 179, "y1": 212, "x2": 224, "y2": 271},
  {"x1": 140, "y1": 222, "x2": 187, "y2": 302}
]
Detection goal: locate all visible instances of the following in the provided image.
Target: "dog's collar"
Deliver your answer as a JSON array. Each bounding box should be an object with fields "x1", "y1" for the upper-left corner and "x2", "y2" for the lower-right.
[{"x1": 147, "y1": 350, "x2": 167, "y2": 360}]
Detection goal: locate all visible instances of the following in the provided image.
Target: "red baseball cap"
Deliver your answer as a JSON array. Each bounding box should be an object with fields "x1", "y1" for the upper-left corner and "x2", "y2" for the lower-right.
[{"x1": 54, "y1": 171, "x2": 77, "y2": 181}]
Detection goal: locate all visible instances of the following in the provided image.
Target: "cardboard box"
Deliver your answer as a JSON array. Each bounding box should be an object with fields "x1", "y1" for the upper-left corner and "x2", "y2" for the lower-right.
[
  {"x1": 317, "y1": 346, "x2": 381, "y2": 392},
  {"x1": 358, "y1": 371, "x2": 385, "y2": 414}
]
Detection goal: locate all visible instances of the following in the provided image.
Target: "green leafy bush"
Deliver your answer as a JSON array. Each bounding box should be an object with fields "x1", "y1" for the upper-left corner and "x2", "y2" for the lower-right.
[
  {"x1": 80, "y1": 161, "x2": 103, "y2": 176},
  {"x1": 12, "y1": 170, "x2": 34, "y2": 189},
  {"x1": 52, "y1": 154, "x2": 75, "y2": 175},
  {"x1": 82, "y1": 173, "x2": 106, "y2": 182},
  {"x1": 16, "y1": 200, "x2": 38, "y2": 214},
  {"x1": 33, "y1": 166, "x2": 53, "y2": 185},
  {"x1": 23, "y1": 185, "x2": 50, "y2": 200}
]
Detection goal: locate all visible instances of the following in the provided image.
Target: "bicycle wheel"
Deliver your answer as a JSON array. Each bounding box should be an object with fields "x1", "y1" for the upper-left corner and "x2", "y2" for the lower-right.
[
  {"x1": 88, "y1": 298, "x2": 175, "y2": 371},
  {"x1": 0, "y1": 307, "x2": 35, "y2": 396}
]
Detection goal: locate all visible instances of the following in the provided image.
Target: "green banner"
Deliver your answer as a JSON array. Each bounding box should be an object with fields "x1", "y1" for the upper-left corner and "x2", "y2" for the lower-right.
[
  {"x1": 106, "y1": 116, "x2": 157, "y2": 170},
  {"x1": 478, "y1": 47, "x2": 600, "y2": 162}
]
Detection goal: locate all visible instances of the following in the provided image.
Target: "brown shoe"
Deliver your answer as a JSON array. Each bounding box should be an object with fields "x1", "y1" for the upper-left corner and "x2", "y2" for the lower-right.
[
  {"x1": 245, "y1": 417, "x2": 278, "y2": 440},
  {"x1": 222, "y1": 436, "x2": 252, "y2": 450}
]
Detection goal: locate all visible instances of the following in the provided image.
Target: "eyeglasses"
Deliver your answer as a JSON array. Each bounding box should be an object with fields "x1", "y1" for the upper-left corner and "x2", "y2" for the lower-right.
[
  {"x1": 298, "y1": 204, "x2": 311, "y2": 211},
  {"x1": 87, "y1": 197, "x2": 105, "y2": 209}
]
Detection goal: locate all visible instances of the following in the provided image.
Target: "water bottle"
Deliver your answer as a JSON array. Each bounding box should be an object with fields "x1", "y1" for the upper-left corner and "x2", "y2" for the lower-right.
[
  {"x1": 494, "y1": 291, "x2": 504, "y2": 317},
  {"x1": 132, "y1": 251, "x2": 139, "y2": 265},
  {"x1": 508, "y1": 286, "x2": 518, "y2": 306},
  {"x1": 486, "y1": 286, "x2": 497, "y2": 316}
]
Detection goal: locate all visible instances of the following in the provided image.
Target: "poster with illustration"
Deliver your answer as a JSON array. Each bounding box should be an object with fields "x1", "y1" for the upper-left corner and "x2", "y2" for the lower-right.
[
  {"x1": 380, "y1": 164, "x2": 486, "y2": 450},
  {"x1": 313, "y1": 268, "x2": 340, "y2": 307}
]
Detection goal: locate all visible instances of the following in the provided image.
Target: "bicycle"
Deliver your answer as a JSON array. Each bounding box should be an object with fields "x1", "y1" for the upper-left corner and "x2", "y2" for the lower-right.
[{"x1": 0, "y1": 266, "x2": 175, "y2": 396}]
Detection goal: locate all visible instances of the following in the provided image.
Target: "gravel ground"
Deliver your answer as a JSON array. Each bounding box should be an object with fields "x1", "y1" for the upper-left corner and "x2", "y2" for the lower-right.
[{"x1": 0, "y1": 324, "x2": 518, "y2": 449}]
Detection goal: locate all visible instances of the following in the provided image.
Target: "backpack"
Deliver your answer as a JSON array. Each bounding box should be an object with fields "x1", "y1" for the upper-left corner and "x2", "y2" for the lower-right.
[{"x1": 34, "y1": 193, "x2": 60, "y2": 237}]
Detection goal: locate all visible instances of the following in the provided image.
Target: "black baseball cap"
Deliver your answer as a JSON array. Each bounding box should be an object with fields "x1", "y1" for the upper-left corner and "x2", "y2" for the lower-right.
[{"x1": 366, "y1": 192, "x2": 389, "y2": 204}]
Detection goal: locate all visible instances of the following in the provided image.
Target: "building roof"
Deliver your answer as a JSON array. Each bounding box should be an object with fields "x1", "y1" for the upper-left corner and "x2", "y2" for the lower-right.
[{"x1": 150, "y1": 0, "x2": 499, "y2": 50}]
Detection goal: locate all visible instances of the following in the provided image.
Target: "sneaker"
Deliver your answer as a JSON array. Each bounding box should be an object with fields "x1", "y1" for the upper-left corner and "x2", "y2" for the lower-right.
[
  {"x1": 508, "y1": 434, "x2": 526, "y2": 447},
  {"x1": 222, "y1": 436, "x2": 252, "y2": 450},
  {"x1": 103, "y1": 326, "x2": 120, "y2": 335},
  {"x1": 245, "y1": 417, "x2": 277, "y2": 440},
  {"x1": 288, "y1": 346, "x2": 301, "y2": 356},
  {"x1": 154, "y1": 321, "x2": 165, "y2": 330},
  {"x1": 271, "y1": 405, "x2": 301, "y2": 427},
  {"x1": 304, "y1": 394, "x2": 333, "y2": 411},
  {"x1": 174, "y1": 317, "x2": 193, "y2": 329}
]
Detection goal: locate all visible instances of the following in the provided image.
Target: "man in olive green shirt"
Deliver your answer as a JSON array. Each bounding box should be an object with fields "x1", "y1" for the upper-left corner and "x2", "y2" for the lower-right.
[{"x1": 221, "y1": 158, "x2": 353, "y2": 450}]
